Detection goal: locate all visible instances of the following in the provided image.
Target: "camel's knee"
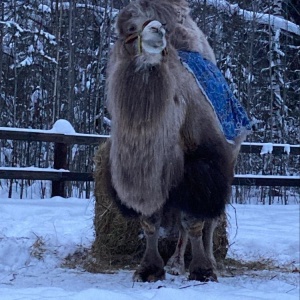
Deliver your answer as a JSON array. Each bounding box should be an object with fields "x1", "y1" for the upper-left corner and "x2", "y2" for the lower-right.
[
  {"x1": 140, "y1": 212, "x2": 162, "y2": 235},
  {"x1": 181, "y1": 213, "x2": 205, "y2": 238},
  {"x1": 140, "y1": 219, "x2": 157, "y2": 235}
]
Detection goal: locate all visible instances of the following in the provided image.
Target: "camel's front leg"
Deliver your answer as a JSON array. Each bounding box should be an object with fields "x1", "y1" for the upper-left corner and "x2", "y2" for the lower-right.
[
  {"x1": 203, "y1": 218, "x2": 218, "y2": 270},
  {"x1": 181, "y1": 213, "x2": 218, "y2": 282},
  {"x1": 133, "y1": 211, "x2": 165, "y2": 282}
]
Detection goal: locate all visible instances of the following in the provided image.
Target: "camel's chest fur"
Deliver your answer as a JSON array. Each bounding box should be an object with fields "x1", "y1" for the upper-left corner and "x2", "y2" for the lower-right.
[{"x1": 108, "y1": 61, "x2": 186, "y2": 216}]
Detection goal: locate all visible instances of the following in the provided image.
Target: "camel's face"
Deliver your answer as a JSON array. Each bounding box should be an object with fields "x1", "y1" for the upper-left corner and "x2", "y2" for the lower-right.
[
  {"x1": 141, "y1": 21, "x2": 166, "y2": 54},
  {"x1": 116, "y1": 3, "x2": 169, "y2": 56}
]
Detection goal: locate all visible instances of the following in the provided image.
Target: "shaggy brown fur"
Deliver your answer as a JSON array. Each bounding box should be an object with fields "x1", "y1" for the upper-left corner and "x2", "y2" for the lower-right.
[
  {"x1": 95, "y1": 0, "x2": 245, "y2": 282},
  {"x1": 108, "y1": 49, "x2": 185, "y2": 216}
]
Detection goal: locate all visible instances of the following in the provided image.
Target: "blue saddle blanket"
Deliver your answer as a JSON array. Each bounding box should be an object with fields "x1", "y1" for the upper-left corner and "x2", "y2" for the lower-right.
[{"x1": 178, "y1": 50, "x2": 251, "y2": 141}]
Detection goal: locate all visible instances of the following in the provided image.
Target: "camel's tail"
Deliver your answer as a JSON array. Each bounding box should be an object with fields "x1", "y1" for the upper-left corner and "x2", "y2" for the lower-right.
[{"x1": 230, "y1": 129, "x2": 249, "y2": 163}]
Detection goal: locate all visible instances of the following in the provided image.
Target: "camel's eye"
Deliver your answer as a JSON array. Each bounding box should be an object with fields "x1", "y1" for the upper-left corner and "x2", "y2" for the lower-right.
[
  {"x1": 150, "y1": 27, "x2": 159, "y2": 33},
  {"x1": 128, "y1": 25, "x2": 137, "y2": 33}
]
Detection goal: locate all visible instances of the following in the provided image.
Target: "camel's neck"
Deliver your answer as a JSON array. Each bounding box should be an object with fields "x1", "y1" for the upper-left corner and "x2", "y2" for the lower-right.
[{"x1": 110, "y1": 57, "x2": 173, "y2": 130}]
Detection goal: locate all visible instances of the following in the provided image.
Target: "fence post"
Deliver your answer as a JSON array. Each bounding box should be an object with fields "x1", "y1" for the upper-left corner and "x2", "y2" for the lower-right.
[{"x1": 51, "y1": 142, "x2": 68, "y2": 197}]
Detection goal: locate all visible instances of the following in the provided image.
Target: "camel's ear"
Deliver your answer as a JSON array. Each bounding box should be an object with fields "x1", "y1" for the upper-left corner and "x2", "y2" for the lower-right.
[{"x1": 116, "y1": 7, "x2": 136, "y2": 38}]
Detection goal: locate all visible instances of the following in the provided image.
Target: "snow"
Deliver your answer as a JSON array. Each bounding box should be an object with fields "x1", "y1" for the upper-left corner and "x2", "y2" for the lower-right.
[
  {"x1": 51, "y1": 119, "x2": 76, "y2": 134},
  {"x1": 199, "y1": 0, "x2": 300, "y2": 36},
  {"x1": 284, "y1": 144, "x2": 291, "y2": 155},
  {"x1": 38, "y1": 4, "x2": 51, "y2": 14},
  {"x1": 104, "y1": 116, "x2": 112, "y2": 126},
  {"x1": 0, "y1": 197, "x2": 299, "y2": 300},
  {"x1": 225, "y1": 68, "x2": 232, "y2": 80},
  {"x1": 52, "y1": 2, "x2": 118, "y2": 17},
  {"x1": 19, "y1": 56, "x2": 34, "y2": 67},
  {"x1": 39, "y1": 30, "x2": 56, "y2": 44},
  {"x1": 226, "y1": 205, "x2": 299, "y2": 266},
  {"x1": 234, "y1": 174, "x2": 299, "y2": 180},
  {"x1": 260, "y1": 143, "x2": 273, "y2": 155},
  {"x1": 0, "y1": 21, "x2": 24, "y2": 32},
  {"x1": 28, "y1": 45, "x2": 34, "y2": 53},
  {"x1": 0, "y1": 167, "x2": 69, "y2": 172},
  {"x1": 30, "y1": 88, "x2": 48, "y2": 104},
  {"x1": 0, "y1": 120, "x2": 108, "y2": 139}
]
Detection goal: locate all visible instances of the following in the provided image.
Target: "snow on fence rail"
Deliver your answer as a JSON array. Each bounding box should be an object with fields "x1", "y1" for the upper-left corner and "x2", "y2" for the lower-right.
[{"x1": 0, "y1": 126, "x2": 299, "y2": 197}]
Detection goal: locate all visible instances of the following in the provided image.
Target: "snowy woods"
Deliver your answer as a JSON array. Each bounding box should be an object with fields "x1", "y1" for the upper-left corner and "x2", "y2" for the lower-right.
[{"x1": 0, "y1": 0, "x2": 299, "y2": 202}]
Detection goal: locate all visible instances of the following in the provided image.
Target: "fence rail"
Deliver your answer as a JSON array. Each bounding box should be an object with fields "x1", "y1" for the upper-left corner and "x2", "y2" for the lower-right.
[
  {"x1": 0, "y1": 127, "x2": 108, "y2": 144},
  {"x1": 1, "y1": 128, "x2": 299, "y2": 154},
  {"x1": 0, "y1": 168, "x2": 299, "y2": 187},
  {"x1": 0, "y1": 127, "x2": 299, "y2": 197}
]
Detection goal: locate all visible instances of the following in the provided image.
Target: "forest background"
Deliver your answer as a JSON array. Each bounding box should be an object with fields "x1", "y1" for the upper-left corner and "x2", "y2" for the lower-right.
[{"x1": 0, "y1": 0, "x2": 299, "y2": 203}]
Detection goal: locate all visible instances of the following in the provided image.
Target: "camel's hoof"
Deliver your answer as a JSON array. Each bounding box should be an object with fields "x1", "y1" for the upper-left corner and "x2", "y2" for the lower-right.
[
  {"x1": 133, "y1": 265, "x2": 166, "y2": 282},
  {"x1": 165, "y1": 260, "x2": 185, "y2": 276},
  {"x1": 189, "y1": 269, "x2": 218, "y2": 282}
]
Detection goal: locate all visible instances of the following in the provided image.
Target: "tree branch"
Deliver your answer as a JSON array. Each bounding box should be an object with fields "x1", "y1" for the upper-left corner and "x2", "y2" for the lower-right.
[{"x1": 196, "y1": 0, "x2": 300, "y2": 36}]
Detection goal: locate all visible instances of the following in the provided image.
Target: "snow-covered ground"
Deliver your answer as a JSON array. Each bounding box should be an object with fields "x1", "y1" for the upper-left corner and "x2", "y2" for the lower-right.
[{"x1": 0, "y1": 197, "x2": 299, "y2": 300}]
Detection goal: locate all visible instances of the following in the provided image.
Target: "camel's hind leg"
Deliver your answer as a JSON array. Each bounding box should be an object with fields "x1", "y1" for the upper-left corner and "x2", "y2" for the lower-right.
[
  {"x1": 181, "y1": 213, "x2": 218, "y2": 282},
  {"x1": 165, "y1": 225, "x2": 188, "y2": 275},
  {"x1": 133, "y1": 211, "x2": 165, "y2": 282}
]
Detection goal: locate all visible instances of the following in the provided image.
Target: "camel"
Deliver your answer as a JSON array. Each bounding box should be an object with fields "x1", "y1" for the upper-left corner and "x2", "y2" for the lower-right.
[{"x1": 95, "y1": 0, "x2": 249, "y2": 282}]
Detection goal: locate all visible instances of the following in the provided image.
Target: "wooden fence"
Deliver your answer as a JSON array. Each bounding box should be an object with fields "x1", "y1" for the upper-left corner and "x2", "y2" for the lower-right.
[{"x1": 0, "y1": 127, "x2": 299, "y2": 197}]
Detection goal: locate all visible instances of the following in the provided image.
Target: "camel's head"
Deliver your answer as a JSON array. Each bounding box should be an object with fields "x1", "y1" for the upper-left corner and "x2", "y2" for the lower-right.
[
  {"x1": 118, "y1": 14, "x2": 167, "y2": 55},
  {"x1": 115, "y1": 0, "x2": 185, "y2": 56}
]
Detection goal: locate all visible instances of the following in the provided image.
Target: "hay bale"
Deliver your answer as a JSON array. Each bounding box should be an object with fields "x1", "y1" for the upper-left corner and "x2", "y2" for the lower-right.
[
  {"x1": 92, "y1": 141, "x2": 144, "y2": 270},
  {"x1": 213, "y1": 213, "x2": 229, "y2": 261},
  {"x1": 92, "y1": 140, "x2": 228, "y2": 271}
]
